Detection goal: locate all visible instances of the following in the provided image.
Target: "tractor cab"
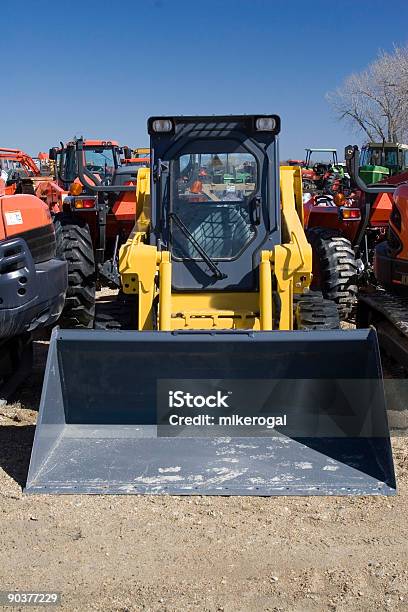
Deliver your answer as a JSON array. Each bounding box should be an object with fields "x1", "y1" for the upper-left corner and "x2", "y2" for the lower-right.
[
  {"x1": 359, "y1": 142, "x2": 408, "y2": 183},
  {"x1": 52, "y1": 139, "x2": 132, "y2": 190}
]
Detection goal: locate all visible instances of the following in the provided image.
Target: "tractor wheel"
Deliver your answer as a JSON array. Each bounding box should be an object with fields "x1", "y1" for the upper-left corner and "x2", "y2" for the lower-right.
[
  {"x1": 54, "y1": 213, "x2": 96, "y2": 328},
  {"x1": 94, "y1": 293, "x2": 137, "y2": 330},
  {"x1": 306, "y1": 227, "x2": 359, "y2": 320},
  {"x1": 295, "y1": 290, "x2": 340, "y2": 330}
]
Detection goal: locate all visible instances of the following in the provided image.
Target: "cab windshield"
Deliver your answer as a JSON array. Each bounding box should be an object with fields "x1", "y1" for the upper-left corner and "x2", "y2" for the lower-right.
[
  {"x1": 171, "y1": 151, "x2": 257, "y2": 260},
  {"x1": 361, "y1": 147, "x2": 399, "y2": 168},
  {"x1": 84, "y1": 147, "x2": 116, "y2": 178}
]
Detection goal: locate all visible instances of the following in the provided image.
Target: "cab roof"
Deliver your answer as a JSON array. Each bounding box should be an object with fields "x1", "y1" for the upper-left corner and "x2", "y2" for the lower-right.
[
  {"x1": 66, "y1": 139, "x2": 120, "y2": 147},
  {"x1": 305, "y1": 148, "x2": 337, "y2": 153},
  {"x1": 364, "y1": 142, "x2": 408, "y2": 150}
]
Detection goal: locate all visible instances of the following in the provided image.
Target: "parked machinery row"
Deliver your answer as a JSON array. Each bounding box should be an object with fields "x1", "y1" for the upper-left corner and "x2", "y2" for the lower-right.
[{"x1": 2, "y1": 117, "x2": 407, "y2": 496}]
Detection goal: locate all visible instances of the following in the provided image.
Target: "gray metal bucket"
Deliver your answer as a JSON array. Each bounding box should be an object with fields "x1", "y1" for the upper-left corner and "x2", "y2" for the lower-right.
[{"x1": 25, "y1": 328, "x2": 396, "y2": 495}]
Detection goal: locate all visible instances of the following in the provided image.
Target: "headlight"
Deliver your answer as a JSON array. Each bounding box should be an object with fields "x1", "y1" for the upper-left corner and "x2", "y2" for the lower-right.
[
  {"x1": 152, "y1": 119, "x2": 173, "y2": 133},
  {"x1": 255, "y1": 117, "x2": 277, "y2": 131}
]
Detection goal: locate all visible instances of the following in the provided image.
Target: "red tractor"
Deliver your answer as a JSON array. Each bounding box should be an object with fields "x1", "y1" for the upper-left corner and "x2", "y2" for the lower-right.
[
  {"x1": 301, "y1": 148, "x2": 347, "y2": 195},
  {"x1": 37, "y1": 138, "x2": 138, "y2": 328},
  {"x1": 304, "y1": 145, "x2": 397, "y2": 319}
]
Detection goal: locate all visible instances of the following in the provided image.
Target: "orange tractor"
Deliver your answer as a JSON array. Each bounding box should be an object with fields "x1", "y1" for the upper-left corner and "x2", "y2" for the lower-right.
[
  {"x1": 0, "y1": 147, "x2": 54, "y2": 195},
  {"x1": 0, "y1": 179, "x2": 67, "y2": 400},
  {"x1": 357, "y1": 182, "x2": 408, "y2": 369},
  {"x1": 36, "y1": 138, "x2": 138, "y2": 327}
]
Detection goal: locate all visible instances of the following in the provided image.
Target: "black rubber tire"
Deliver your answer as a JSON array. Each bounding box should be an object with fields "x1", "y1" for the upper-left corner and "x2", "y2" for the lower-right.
[
  {"x1": 295, "y1": 290, "x2": 340, "y2": 330},
  {"x1": 306, "y1": 227, "x2": 358, "y2": 320},
  {"x1": 0, "y1": 334, "x2": 33, "y2": 402},
  {"x1": 94, "y1": 293, "x2": 137, "y2": 330},
  {"x1": 54, "y1": 213, "x2": 96, "y2": 328}
]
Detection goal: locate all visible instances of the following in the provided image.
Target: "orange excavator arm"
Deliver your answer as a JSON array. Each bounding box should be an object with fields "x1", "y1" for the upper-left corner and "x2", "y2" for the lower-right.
[{"x1": 0, "y1": 147, "x2": 40, "y2": 176}]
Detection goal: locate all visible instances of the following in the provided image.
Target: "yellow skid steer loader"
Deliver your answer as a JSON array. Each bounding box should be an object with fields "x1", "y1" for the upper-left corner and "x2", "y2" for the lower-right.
[{"x1": 26, "y1": 115, "x2": 395, "y2": 495}]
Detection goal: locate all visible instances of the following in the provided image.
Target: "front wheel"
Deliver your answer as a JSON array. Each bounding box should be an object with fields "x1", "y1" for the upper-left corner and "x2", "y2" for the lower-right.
[
  {"x1": 306, "y1": 227, "x2": 359, "y2": 320},
  {"x1": 54, "y1": 213, "x2": 96, "y2": 328},
  {"x1": 295, "y1": 290, "x2": 340, "y2": 330}
]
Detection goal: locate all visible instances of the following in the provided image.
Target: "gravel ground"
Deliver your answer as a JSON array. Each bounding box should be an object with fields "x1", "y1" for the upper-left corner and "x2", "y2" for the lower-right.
[{"x1": 0, "y1": 312, "x2": 407, "y2": 611}]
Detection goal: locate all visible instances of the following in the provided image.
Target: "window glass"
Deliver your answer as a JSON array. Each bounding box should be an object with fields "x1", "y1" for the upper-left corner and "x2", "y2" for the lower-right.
[
  {"x1": 84, "y1": 148, "x2": 115, "y2": 178},
  {"x1": 384, "y1": 150, "x2": 397, "y2": 166},
  {"x1": 360, "y1": 148, "x2": 368, "y2": 166},
  {"x1": 58, "y1": 149, "x2": 76, "y2": 182},
  {"x1": 171, "y1": 152, "x2": 257, "y2": 260}
]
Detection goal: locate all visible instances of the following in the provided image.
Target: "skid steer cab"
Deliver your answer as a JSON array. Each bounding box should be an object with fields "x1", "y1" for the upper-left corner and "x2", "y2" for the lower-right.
[{"x1": 26, "y1": 115, "x2": 395, "y2": 497}]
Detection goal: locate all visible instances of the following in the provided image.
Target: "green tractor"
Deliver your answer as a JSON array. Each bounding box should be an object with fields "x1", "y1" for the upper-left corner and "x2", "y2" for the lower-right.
[{"x1": 359, "y1": 142, "x2": 408, "y2": 185}]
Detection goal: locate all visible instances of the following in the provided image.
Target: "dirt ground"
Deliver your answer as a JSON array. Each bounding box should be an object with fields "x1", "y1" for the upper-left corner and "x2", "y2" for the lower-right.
[{"x1": 0, "y1": 322, "x2": 407, "y2": 611}]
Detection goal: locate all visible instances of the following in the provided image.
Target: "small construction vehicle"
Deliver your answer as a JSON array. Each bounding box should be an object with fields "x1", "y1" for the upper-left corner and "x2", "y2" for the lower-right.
[
  {"x1": 37, "y1": 138, "x2": 137, "y2": 327},
  {"x1": 26, "y1": 115, "x2": 394, "y2": 496},
  {"x1": 357, "y1": 181, "x2": 408, "y2": 369},
  {"x1": 0, "y1": 180, "x2": 67, "y2": 401}
]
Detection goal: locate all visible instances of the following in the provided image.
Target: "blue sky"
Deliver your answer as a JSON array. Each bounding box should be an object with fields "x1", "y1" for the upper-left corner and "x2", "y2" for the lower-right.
[{"x1": 2, "y1": 0, "x2": 408, "y2": 159}]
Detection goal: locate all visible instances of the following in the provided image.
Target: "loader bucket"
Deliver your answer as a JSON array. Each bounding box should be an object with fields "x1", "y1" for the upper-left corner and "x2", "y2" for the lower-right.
[{"x1": 25, "y1": 328, "x2": 396, "y2": 496}]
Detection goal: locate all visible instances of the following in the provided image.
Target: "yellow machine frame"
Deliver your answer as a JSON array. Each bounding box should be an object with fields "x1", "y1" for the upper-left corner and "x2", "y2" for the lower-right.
[
  {"x1": 133, "y1": 147, "x2": 150, "y2": 157},
  {"x1": 119, "y1": 166, "x2": 312, "y2": 332}
]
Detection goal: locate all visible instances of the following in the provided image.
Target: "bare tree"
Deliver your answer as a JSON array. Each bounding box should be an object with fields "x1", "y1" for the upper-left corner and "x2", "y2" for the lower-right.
[{"x1": 327, "y1": 45, "x2": 408, "y2": 143}]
